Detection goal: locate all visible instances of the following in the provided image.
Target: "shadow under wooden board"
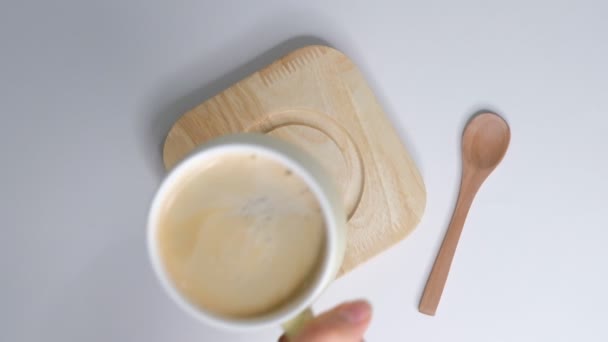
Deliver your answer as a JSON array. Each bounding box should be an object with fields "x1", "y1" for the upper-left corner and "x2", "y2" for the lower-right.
[{"x1": 162, "y1": 45, "x2": 426, "y2": 276}]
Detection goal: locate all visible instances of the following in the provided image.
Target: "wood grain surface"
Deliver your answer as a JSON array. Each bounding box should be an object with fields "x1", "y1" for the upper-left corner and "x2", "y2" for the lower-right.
[{"x1": 162, "y1": 45, "x2": 426, "y2": 275}]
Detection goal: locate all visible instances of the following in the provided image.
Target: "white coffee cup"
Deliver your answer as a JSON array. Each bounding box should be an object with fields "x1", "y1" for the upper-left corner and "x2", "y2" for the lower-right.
[{"x1": 147, "y1": 133, "x2": 347, "y2": 336}]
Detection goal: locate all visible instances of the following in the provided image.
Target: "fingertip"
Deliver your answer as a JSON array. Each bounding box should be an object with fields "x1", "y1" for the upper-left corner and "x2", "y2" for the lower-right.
[
  {"x1": 338, "y1": 300, "x2": 372, "y2": 324},
  {"x1": 290, "y1": 300, "x2": 373, "y2": 342}
]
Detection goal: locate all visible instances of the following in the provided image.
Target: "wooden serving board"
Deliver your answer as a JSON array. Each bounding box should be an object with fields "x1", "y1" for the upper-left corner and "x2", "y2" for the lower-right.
[{"x1": 162, "y1": 45, "x2": 426, "y2": 276}]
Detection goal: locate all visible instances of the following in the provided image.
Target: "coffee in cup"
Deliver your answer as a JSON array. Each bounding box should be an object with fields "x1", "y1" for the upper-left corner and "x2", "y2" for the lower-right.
[{"x1": 155, "y1": 150, "x2": 326, "y2": 318}]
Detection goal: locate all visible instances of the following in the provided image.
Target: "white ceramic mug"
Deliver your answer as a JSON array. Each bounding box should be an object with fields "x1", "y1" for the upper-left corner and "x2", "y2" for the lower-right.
[{"x1": 147, "y1": 133, "x2": 347, "y2": 336}]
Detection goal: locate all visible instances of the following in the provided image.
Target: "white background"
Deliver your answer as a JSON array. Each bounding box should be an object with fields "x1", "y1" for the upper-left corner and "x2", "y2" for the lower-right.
[{"x1": 2, "y1": 0, "x2": 607, "y2": 341}]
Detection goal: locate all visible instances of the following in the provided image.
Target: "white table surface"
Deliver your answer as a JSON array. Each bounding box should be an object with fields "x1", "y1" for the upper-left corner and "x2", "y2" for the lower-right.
[{"x1": 2, "y1": 1, "x2": 607, "y2": 341}]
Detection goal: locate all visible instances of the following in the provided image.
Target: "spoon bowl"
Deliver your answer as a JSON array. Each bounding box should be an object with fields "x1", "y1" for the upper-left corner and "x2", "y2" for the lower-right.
[{"x1": 462, "y1": 113, "x2": 510, "y2": 170}]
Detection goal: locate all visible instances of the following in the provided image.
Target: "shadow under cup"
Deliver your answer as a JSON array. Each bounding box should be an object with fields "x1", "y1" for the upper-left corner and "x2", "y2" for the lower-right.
[{"x1": 147, "y1": 134, "x2": 346, "y2": 330}]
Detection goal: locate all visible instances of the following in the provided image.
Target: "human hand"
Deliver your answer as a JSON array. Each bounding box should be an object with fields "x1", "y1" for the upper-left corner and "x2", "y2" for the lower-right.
[{"x1": 278, "y1": 300, "x2": 372, "y2": 342}]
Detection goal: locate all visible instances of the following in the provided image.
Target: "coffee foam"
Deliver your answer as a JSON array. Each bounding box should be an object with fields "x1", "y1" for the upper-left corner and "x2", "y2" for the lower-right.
[{"x1": 157, "y1": 152, "x2": 326, "y2": 318}]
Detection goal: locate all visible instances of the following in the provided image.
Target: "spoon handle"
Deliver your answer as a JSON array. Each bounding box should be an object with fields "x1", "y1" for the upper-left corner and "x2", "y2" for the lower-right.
[{"x1": 419, "y1": 170, "x2": 482, "y2": 316}]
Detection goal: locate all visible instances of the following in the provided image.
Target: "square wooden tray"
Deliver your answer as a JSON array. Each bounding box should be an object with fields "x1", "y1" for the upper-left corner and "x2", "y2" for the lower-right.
[{"x1": 162, "y1": 45, "x2": 426, "y2": 275}]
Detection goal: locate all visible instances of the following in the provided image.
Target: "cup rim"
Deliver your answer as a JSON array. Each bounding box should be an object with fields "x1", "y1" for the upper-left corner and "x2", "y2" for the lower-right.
[{"x1": 147, "y1": 134, "x2": 342, "y2": 330}]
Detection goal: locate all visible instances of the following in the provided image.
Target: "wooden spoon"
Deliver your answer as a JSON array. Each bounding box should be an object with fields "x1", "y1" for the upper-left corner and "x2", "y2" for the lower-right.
[{"x1": 419, "y1": 112, "x2": 511, "y2": 316}]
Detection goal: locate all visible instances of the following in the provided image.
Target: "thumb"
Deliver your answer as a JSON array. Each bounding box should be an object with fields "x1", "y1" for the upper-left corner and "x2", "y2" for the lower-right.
[{"x1": 286, "y1": 300, "x2": 372, "y2": 342}]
